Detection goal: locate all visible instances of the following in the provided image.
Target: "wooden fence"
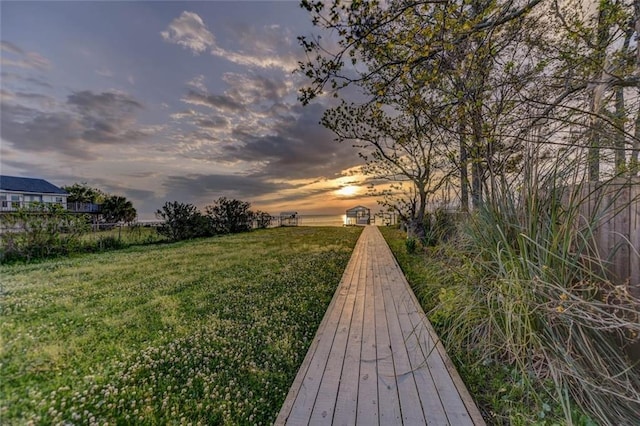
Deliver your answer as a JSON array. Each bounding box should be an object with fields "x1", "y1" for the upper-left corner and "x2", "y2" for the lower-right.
[{"x1": 569, "y1": 177, "x2": 640, "y2": 297}]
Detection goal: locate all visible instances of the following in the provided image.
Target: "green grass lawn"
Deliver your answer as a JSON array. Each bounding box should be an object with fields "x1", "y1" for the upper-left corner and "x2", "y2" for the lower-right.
[{"x1": 1, "y1": 226, "x2": 362, "y2": 425}]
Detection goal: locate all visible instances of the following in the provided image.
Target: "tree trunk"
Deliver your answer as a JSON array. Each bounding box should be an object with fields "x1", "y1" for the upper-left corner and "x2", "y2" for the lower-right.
[
  {"x1": 408, "y1": 185, "x2": 427, "y2": 239},
  {"x1": 460, "y1": 143, "x2": 469, "y2": 212},
  {"x1": 470, "y1": 109, "x2": 484, "y2": 209},
  {"x1": 589, "y1": 106, "x2": 601, "y2": 182},
  {"x1": 588, "y1": 0, "x2": 612, "y2": 182},
  {"x1": 614, "y1": 25, "x2": 634, "y2": 174},
  {"x1": 459, "y1": 106, "x2": 469, "y2": 212}
]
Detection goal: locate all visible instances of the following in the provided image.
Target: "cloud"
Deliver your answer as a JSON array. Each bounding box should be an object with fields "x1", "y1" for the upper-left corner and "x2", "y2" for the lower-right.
[
  {"x1": 210, "y1": 45, "x2": 298, "y2": 72},
  {"x1": 181, "y1": 73, "x2": 289, "y2": 116},
  {"x1": 182, "y1": 89, "x2": 245, "y2": 112},
  {"x1": 0, "y1": 41, "x2": 23, "y2": 55},
  {"x1": 0, "y1": 40, "x2": 51, "y2": 70},
  {"x1": 163, "y1": 173, "x2": 297, "y2": 202},
  {"x1": 170, "y1": 70, "x2": 362, "y2": 182},
  {"x1": 0, "y1": 102, "x2": 86, "y2": 158},
  {"x1": 67, "y1": 90, "x2": 142, "y2": 111},
  {"x1": 222, "y1": 73, "x2": 289, "y2": 105},
  {"x1": 161, "y1": 11, "x2": 214, "y2": 55},
  {"x1": 67, "y1": 90, "x2": 146, "y2": 143},
  {"x1": 217, "y1": 23, "x2": 301, "y2": 71},
  {"x1": 91, "y1": 180, "x2": 156, "y2": 201},
  {"x1": 123, "y1": 171, "x2": 159, "y2": 179},
  {"x1": 1, "y1": 90, "x2": 149, "y2": 158},
  {"x1": 124, "y1": 188, "x2": 156, "y2": 200},
  {"x1": 161, "y1": 12, "x2": 301, "y2": 71},
  {"x1": 196, "y1": 116, "x2": 229, "y2": 129},
  {"x1": 221, "y1": 103, "x2": 361, "y2": 180},
  {"x1": 187, "y1": 75, "x2": 207, "y2": 92},
  {"x1": 2, "y1": 90, "x2": 56, "y2": 109},
  {"x1": 1, "y1": 71, "x2": 53, "y2": 88},
  {"x1": 0, "y1": 89, "x2": 14, "y2": 101}
]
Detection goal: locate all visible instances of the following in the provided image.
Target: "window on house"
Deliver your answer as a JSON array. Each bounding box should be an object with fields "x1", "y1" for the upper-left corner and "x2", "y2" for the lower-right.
[
  {"x1": 10, "y1": 195, "x2": 21, "y2": 208},
  {"x1": 0, "y1": 195, "x2": 7, "y2": 208}
]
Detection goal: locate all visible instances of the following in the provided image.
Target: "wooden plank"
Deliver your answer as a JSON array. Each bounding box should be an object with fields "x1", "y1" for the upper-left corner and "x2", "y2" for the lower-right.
[
  {"x1": 278, "y1": 226, "x2": 484, "y2": 425},
  {"x1": 276, "y1": 236, "x2": 364, "y2": 424},
  {"x1": 416, "y1": 312, "x2": 486, "y2": 426},
  {"x1": 594, "y1": 183, "x2": 612, "y2": 278},
  {"x1": 333, "y1": 238, "x2": 368, "y2": 424},
  {"x1": 356, "y1": 237, "x2": 380, "y2": 425},
  {"x1": 308, "y1": 242, "x2": 363, "y2": 423},
  {"x1": 378, "y1": 227, "x2": 484, "y2": 426},
  {"x1": 383, "y1": 263, "x2": 451, "y2": 425},
  {"x1": 372, "y1": 234, "x2": 403, "y2": 424},
  {"x1": 399, "y1": 284, "x2": 474, "y2": 425},
  {"x1": 377, "y1": 240, "x2": 427, "y2": 425}
]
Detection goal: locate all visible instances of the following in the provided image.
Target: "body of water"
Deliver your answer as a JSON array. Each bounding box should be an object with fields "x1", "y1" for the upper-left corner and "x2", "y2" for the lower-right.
[
  {"x1": 297, "y1": 215, "x2": 346, "y2": 227},
  {"x1": 295, "y1": 214, "x2": 397, "y2": 227}
]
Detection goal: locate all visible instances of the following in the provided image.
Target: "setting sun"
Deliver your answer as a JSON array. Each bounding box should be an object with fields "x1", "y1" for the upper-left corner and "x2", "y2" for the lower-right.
[{"x1": 336, "y1": 185, "x2": 359, "y2": 197}]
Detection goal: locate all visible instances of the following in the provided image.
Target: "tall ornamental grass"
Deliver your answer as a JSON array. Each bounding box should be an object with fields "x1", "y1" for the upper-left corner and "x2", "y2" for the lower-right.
[{"x1": 439, "y1": 167, "x2": 640, "y2": 424}]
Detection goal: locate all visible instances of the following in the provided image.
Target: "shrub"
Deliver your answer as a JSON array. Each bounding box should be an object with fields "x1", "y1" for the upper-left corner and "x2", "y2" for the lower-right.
[
  {"x1": 205, "y1": 197, "x2": 253, "y2": 234},
  {"x1": 405, "y1": 236, "x2": 417, "y2": 254},
  {"x1": 421, "y1": 213, "x2": 437, "y2": 246},
  {"x1": 0, "y1": 203, "x2": 88, "y2": 262},
  {"x1": 422, "y1": 209, "x2": 457, "y2": 247},
  {"x1": 433, "y1": 209, "x2": 456, "y2": 242},
  {"x1": 155, "y1": 201, "x2": 212, "y2": 241}
]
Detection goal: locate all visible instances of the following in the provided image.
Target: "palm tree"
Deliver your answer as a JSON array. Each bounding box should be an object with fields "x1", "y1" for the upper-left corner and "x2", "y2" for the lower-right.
[{"x1": 101, "y1": 195, "x2": 137, "y2": 224}]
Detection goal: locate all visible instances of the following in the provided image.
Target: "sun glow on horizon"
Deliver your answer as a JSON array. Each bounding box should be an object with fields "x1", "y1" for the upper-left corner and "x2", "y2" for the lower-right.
[{"x1": 335, "y1": 185, "x2": 359, "y2": 197}]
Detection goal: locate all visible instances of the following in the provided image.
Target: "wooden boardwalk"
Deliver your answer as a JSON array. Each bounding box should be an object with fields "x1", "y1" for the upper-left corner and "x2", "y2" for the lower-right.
[{"x1": 276, "y1": 226, "x2": 485, "y2": 425}]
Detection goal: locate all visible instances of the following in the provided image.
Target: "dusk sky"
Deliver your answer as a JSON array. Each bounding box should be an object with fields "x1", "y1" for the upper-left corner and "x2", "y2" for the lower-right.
[{"x1": 0, "y1": 1, "x2": 375, "y2": 219}]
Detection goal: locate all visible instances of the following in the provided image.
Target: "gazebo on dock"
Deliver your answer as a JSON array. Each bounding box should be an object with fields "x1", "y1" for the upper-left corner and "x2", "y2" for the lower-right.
[
  {"x1": 279, "y1": 211, "x2": 298, "y2": 226},
  {"x1": 345, "y1": 205, "x2": 370, "y2": 226}
]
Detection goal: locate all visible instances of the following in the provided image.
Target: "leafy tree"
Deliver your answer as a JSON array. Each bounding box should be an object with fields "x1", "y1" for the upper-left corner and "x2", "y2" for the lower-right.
[
  {"x1": 299, "y1": 0, "x2": 551, "y2": 239},
  {"x1": 299, "y1": 0, "x2": 549, "y2": 212},
  {"x1": 63, "y1": 183, "x2": 139, "y2": 223},
  {"x1": 155, "y1": 201, "x2": 210, "y2": 241},
  {"x1": 62, "y1": 183, "x2": 106, "y2": 204},
  {"x1": 101, "y1": 195, "x2": 137, "y2": 224},
  {"x1": 205, "y1": 197, "x2": 253, "y2": 234},
  {"x1": 323, "y1": 101, "x2": 453, "y2": 237},
  {"x1": 512, "y1": 0, "x2": 640, "y2": 180}
]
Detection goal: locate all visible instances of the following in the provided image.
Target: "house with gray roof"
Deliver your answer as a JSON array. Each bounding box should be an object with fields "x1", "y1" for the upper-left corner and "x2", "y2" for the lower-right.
[{"x1": 0, "y1": 175, "x2": 68, "y2": 212}]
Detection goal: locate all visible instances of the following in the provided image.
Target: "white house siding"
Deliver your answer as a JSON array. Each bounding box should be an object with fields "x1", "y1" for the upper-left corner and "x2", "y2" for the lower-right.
[{"x1": 0, "y1": 191, "x2": 67, "y2": 211}]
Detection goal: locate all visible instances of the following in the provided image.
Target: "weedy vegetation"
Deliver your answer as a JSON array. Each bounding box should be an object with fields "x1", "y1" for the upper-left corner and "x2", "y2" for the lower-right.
[
  {"x1": 1, "y1": 226, "x2": 362, "y2": 424},
  {"x1": 381, "y1": 168, "x2": 640, "y2": 425}
]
